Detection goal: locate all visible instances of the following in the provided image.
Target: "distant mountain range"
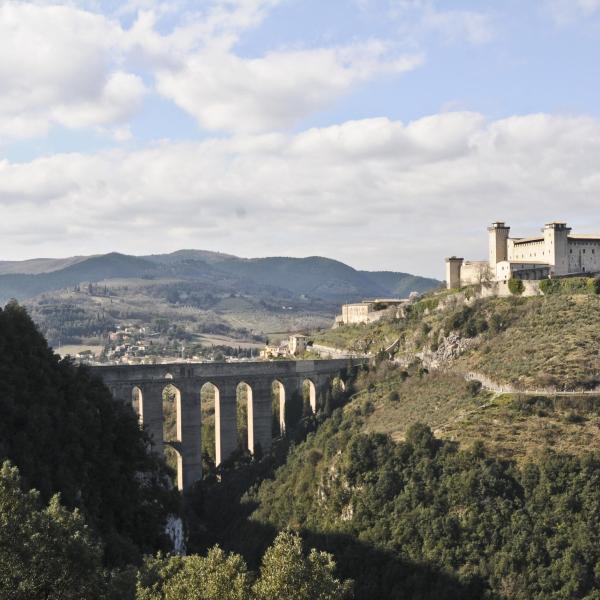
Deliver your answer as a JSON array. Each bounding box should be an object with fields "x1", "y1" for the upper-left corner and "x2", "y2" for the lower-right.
[{"x1": 0, "y1": 250, "x2": 440, "y2": 305}]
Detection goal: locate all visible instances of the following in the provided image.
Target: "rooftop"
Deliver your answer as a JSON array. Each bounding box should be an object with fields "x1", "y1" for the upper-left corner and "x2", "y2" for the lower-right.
[{"x1": 513, "y1": 236, "x2": 544, "y2": 244}]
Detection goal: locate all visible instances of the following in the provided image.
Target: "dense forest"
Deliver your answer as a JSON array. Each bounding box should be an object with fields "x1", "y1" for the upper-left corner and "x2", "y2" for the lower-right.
[{"x1": 249, "y1": 412, "x2": 600, "y2": 599}]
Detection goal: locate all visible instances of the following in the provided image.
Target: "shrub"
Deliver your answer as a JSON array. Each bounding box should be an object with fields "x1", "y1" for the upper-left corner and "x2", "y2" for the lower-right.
[
  {"x1": 564, "y1": 411, "x2": 586, "y2": 424},
  {"x1": 588, "y1": 277, "x2": 600, "y2": 295},
  {"x1": 387, "y1": 391, "x2": 400, "y2": 403},
  {"x1": 508, "y1": 278, "x2": 524, "y2": 295},
  {"x1": 362, "y1": 401, "x2": 375, "y2": 416},
  {"x1": 467, "y1": 380, "x2": 482, "y2": 396},
  {"x1": 539, "y1": 278, "x2": 559, "y2": 295}
]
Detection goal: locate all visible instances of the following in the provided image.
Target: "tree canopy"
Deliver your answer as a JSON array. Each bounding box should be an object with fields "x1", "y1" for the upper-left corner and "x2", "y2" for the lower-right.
[{"x1": 0, "y1": 301, "x2": 178, "y2": 565}]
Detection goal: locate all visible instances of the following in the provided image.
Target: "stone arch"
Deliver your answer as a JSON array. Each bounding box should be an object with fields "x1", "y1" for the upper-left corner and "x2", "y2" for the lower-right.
[
  {"x1": 162, "y1": 382, "x2": 182, "y2": 487},
  {"x1": 272, "y1": 380, "x2": 286, "y2": 436},
  {"x1": 131, "y1": 386, "x2": 143, "y2": 422},
  {"x1": 164, "y1": 442, "x2": 183, "y2": 491},
  {"x1": 200, "y1": 382, "x2": 219, "y2": 466},
  {"x1": 332, "y1": 375, "x2": 346, "y2": 393},
  {"x1": 302, "y1": 378, "x2": 317, "y2": 414}
]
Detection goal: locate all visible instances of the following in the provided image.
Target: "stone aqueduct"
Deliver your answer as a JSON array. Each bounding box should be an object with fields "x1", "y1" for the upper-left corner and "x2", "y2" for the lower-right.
[{"x1": 91, "y1": 359, "x2": 362, "y2": 490}]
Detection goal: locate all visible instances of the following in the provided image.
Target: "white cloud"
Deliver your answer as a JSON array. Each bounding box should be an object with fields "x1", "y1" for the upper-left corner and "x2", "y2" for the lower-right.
[
  {"x1": 153, "y1": 43, "x2": 422, "y2": 133},
  {"x1": 547, "y1": 0, "x2": 600, "y2": 23},
  {"x1": 122, "y1": 1, "x2": 422, "y2": 134},
  {"x1": 1, "y1": 112, "x2": 600, "y2": 276},
  {"x1": 0, "y1": 2, "x2": 145, "y2": 141},
  {"x1": 421, "y1": 9, "x2": 494, "y2": 45},
  {"x1": 0, "y1": 0, "x2": 424, "y2": 139},
  {"x1": 387, "y1": 1, "x2": 495, "y2": 45}
]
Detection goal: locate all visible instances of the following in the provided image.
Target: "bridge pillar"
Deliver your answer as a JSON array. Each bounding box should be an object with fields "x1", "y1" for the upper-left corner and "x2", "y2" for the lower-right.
[
  {"x1": 316, "y1": 375, "x2": 331, "y2": 409},
  {"x1": 215, "y1": 381, "x2": 238, "y2": 466},
  {"x1": 179, "y1": 385, "x2": 203, "y2": 490},
  {"x1": 248, "y1": 380, "x2": 272, "y2": 456},
  {"x1": 139, "y1": 384, "x2": 164, "y2": 457}
]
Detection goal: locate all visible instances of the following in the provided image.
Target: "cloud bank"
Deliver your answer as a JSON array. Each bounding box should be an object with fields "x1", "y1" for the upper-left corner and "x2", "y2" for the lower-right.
[{"x1": 2, "y1": 112, "x2": 599, "y2": 276}]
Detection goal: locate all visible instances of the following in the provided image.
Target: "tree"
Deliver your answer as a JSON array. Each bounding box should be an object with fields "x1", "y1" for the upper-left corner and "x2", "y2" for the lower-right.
[
  {"x1": 254, "y1": 531, "x2": 353, "y2": 600},
  {"x1": 0, "y1": 461, "x2": 107, "y2": 600},
  {"x1": 508, "y1": 278, "x2": 524, "y2": 295},
  {"x1": 136, "y1": 532, "x2": 352, "y2": 600},
  {"x1": 137, "y1": 547, "x2": 252, "y2": 600}
]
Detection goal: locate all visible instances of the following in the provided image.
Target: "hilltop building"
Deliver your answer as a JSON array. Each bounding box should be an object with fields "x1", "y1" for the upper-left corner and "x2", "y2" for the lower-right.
[
  {"x1": 446, "y1": 221, "x2": 600, "y2": 289},
  {"x1": 335, "y1": 298, "x2": 411, "y2": 326},
  {"x1": 261, "y1": 334, "x2": 309, "y2": 359}
]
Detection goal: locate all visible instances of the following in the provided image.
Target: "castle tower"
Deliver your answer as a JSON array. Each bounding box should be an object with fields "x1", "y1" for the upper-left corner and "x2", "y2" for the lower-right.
[
  {"x1": 488, "y1": 222, "x2": 510, "y2": 269},
  {"x1": 445, "y1": 257, "x2": 463, "y2": 289},
  {"x1": 543, "y1": 222, "x2": 571, "y2": 276}
]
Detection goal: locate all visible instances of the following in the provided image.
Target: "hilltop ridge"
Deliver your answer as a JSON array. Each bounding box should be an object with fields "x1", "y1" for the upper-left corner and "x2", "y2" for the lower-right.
[{"x1": 0, "y1": 250, "x2": 439, "y2": 304}]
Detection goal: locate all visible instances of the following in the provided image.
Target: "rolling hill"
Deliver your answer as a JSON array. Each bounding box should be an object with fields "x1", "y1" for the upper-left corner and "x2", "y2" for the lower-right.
[
  {"x1": 0, "y1": 250, "x2": 439, "y2": 304},
  {"x1": 0, "y1": 250, "x2": 440, "y2": 348}
]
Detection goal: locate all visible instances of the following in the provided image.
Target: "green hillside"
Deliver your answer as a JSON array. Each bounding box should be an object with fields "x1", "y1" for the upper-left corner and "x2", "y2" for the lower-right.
[
  {"x1": 248, "y1": 402, "x2": 600, "y2": 599},
  {"x1": 0, "y1": 250, "x2": 439, "y2": 304},
  {"x1": 228, "y1": 287, "x2": 600, "y2": 598},
  {"x1": 314, "y1": 291, "x2": 600, "y2": 392},
  {"x1": 0, "y1": 301, "x2": 177, "y2": 565}
]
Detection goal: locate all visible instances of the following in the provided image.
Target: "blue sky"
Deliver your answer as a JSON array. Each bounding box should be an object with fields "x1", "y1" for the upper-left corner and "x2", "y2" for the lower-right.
[{"x1": 1, "y1": 0, "x2": 600, "y2": 276}]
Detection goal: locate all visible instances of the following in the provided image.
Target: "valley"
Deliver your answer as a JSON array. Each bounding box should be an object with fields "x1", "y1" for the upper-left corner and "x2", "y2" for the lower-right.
[{"x1": 0, "y1": 250, "x2": 439, "y2": 361}]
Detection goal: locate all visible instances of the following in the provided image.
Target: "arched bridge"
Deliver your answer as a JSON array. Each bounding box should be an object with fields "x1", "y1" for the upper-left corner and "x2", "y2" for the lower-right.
[{"x1": 91, "y1": 359, "x2": 363, "y2": 490}]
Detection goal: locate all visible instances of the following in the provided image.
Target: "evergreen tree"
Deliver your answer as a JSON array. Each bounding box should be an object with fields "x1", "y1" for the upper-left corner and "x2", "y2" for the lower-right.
[
  {"x1": 0, "y1": 462, "x2": 107, "y2": 600},
  {"x1": 254, "y1": 531, "x2": 352, "y2": 600}
]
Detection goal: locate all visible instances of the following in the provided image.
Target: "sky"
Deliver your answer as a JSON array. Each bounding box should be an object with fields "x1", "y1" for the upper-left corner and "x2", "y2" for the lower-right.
[{"x1": 1, "y1": 0, "x2": 600, "y2": 278}]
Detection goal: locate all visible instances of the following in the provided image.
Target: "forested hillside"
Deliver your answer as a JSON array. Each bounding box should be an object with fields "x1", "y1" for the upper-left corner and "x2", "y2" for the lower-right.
[
  {"x1": 0, "y1": 301, "x2": 178, "y2": 565},
  {"x1": 185, "y1": 282, "x2": 600, "y2": 600},
  {"x1": 0, "y1": 301, "x2": 354, "y2": 599}
]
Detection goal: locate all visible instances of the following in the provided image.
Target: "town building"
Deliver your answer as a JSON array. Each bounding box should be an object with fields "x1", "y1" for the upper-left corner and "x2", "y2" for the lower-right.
[
  {"x1": 335, "y1": 298, "x2": 411, "y2": 326},
  {"x1": 446, "y1": 221, "x2": 600, "y2": 289},
  {"x1": 260, "y1": 334, "x2": 309, "y2": 359}
]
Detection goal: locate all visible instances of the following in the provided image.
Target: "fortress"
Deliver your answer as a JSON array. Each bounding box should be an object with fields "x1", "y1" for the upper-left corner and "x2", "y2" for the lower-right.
[{"x1": 446, "y1": 221, "x2": 600, "y2": 289}]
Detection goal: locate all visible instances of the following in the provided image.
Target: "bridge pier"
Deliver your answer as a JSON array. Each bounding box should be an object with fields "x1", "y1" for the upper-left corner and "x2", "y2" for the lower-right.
[
  {"x1": 214, "y1": 381, "x2": 238, "y2": 467},
  {"x1": 140, "y1": 384, "x2": 164, "y2": 457},
  {"x1": 247, "y1": 380, "x2": 272, "y2": 456},
  {"x1": 179, "y1": 385, "x2": 202, "y2": 490}
]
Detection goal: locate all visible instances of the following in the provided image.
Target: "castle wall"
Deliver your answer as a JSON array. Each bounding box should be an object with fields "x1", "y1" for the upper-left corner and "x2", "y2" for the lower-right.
[
  {"x1": 567, "y1": 239, "x2": 600, "y2": 274},
  {"x1": 341, "y1": 303, "x2": 388, "y2": 324},
  {"x1": 508, "y1": 240, "x2": 547, "y2": 263},
  {"x1": 460, "y1": 261, "x2": 490, "y2": 286}
]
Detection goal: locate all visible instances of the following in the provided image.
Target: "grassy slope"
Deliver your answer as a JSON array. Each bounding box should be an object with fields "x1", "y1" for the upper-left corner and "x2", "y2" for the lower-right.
[
  {"x1": 357, "y1": 368, "x2": 600, "y2": 463},
  {"x1": 456, "y1": 295, "x2": 600, "y2": 390},
  {"x1": 314, "y1": 293, "x2": 600, "y2": 390},
  {"x1": 311, "y1": 290, "x2": 600, "y2": 461}
]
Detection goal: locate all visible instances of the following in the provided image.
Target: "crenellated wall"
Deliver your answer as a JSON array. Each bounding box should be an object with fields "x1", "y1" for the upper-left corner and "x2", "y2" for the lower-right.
[{"x1": 90, "y1": 359, "x2": 363, "y2": 490}]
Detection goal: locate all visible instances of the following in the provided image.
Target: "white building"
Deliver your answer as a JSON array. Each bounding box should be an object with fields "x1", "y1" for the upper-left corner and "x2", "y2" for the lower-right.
[
  {"x1": 446, "y1": 221, "x2": 600, "y2": 289},
  {"x1": 335, "y1": 298, "x2": 410, "y2": 326}
]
